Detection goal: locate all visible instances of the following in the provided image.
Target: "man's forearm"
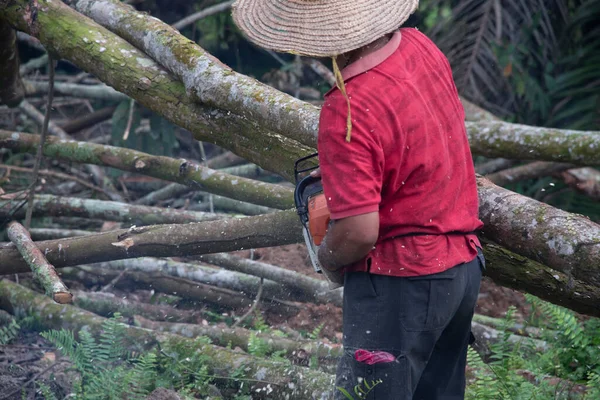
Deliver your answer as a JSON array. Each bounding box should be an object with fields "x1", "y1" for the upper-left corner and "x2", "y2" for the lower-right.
[{"x1": 317, "y1": 214, "x2": 378, "y2": 270}]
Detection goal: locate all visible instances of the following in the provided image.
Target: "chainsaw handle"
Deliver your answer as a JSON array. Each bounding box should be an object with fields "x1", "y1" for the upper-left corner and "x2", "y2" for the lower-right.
[{"x1": 294, "y1": 175, "x2": 322, "y2": 224}]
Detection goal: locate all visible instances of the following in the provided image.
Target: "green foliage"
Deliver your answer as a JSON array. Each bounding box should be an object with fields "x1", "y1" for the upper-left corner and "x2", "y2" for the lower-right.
[
  {"x1": 336, "y1": 378, "x2": 383, "y2": 400},
  {"x1": 247, "y1": 331, "x2": 270, "y2": 358},
  {"x1": 466, "y1": 297, "x2": 600, "y2": 399},
  {"x1": 0, "y1": 319, "x2": 20, "y2": 345},
  {"x1": 38, "y1": 315, "x2": 228, "y2": 399}
]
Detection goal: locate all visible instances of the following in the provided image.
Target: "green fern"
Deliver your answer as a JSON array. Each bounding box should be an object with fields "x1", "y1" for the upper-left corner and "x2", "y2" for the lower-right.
[
  {"x1": 308, "y1": 322, "x2": 325, "y2": 340},
  {"x1": 0, "y1": 319, "x2": 20, "y2": 345},
  {"x1": 247, "y1": 332, "x2": 270, "y2": 357}
]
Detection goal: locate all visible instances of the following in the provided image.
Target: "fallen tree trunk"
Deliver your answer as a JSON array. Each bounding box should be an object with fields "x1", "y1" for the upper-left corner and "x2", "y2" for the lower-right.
[
  {"x1": 69, "y1": 0, "x2": 321, "y2": 148},
  {"x1": 0, "y1": 280, "x2": 335, "y2": 399},
  {"x1": 70, "y1": 0, "x2": 600, "y2": 168},
  {"x1": 133, "y1": 315, "x2": 342, "y2": 360},
  {"x1": 465, "y1": 121, "x2": 600, "y2": 165},
  {"x1": 1, "y1": 0, "x2": 315, "y2": 181},
  {"x1": 199, "y1": 253, "x2": 342, "y2": 308},
  {"x1": 0, "y1": 20, "x2": 24, "y2": 107},
  {"x1": 89, "y1": 257, "x2": 308, "y2": 304},
  {"x1": 0, "y1": 210, "x2": 302, "y2": 274},
  {"x1": 1, "y1": 194, "x2": 223, "y2": 225},
  {"x1": 0, "y1": 130, "x2": 294, "y2": 209},
  {"x1": 477, "y1": 177, "x2": 600, "y2": 288},
  {"x1": 72, "y1": 290, "x2": 204, "y2": 323}
]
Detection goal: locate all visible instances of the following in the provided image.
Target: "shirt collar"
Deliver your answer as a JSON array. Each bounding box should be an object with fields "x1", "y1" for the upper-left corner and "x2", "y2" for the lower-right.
[
  {"x1": 324, "y1": 31, "x2": 402, "y2": 97},
  {"x1": 340, "y1": 30, "x2": 402, "y2": 82}
]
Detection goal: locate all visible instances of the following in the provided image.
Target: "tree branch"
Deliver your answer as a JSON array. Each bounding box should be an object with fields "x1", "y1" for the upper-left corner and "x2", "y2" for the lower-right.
[
  {"x1": 1, "y1": 194, "x2": 223, "y2": 225},
  {"x1": 7, "y1": 221, "x2": 72, "y2": 303},
  {"x1": 0, "y1": 130, "x2": 294, "y2": 209}
]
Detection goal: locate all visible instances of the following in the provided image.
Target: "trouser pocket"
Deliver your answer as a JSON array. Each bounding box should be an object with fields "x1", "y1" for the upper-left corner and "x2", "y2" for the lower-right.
[{"x1": 335, "y1": 351, "x2": 410, "y2": 400}]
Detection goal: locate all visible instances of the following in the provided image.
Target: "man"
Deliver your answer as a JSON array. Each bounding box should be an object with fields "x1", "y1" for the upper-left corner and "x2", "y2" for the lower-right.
[{"x1": 232, "y1": 1, "x2": 485, "y2": 399}]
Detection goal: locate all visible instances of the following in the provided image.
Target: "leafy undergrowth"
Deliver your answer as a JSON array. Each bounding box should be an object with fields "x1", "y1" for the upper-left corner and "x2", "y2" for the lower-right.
[
  {"x1": 2, "y1": 292, "x2": 599, "y2": 399},
  {"x1": 465, "y1": 296, "x2": 600, "y2": 400}
]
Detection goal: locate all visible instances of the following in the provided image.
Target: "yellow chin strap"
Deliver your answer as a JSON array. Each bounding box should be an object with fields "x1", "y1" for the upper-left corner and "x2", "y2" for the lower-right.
[{"x1": 332, "y1": 57, "x2": 352, "y2": 142}]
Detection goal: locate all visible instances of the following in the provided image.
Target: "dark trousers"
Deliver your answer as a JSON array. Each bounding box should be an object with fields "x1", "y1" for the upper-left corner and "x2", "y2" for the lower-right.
[{"x1": 334, "y1": 251, "x2": 484, "y2": 400}]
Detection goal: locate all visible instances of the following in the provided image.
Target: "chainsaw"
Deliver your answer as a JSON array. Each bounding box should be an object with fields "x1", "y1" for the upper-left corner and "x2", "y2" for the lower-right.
[{"x1": 294, "y1": 154, "x2": 343, "y2": 289}]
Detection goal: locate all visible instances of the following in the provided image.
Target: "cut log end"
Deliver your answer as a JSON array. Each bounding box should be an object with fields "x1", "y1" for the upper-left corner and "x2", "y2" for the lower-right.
[{"x1": 53, "y1": 291, "x2": 74, "y2": 304}]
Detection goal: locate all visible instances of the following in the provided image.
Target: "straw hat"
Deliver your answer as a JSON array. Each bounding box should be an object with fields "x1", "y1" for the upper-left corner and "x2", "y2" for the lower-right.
[{"x1": 231, "y1": 0, "x2": 419, "y2": 57}]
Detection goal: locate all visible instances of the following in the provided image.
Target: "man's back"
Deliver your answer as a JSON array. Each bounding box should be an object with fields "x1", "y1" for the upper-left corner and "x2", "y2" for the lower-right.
[{"x1": 319, "y1": 28, "x2": 483, "y2": 277}]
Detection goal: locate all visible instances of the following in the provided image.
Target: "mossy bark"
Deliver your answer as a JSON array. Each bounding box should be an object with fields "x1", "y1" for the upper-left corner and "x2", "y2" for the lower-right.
[
  {"x1": 478, "y1": 177, "x2": 600, "y2": 289},
  {"x1": 70, "y1": 0, "x2": 321, "y2": 148},
  {"x1": 0, "y1": 210, "x2": 303, "y2": 274},
  {"x1": 0, "y1": 0, "x2": 313, "y2": 181},
  {"x1": 479, "y1": 239, "x2": 600, "y2": 317},
  {"x1": 0, "y1": 20, "x2": 25, "y2": 107},
  {"x1": 0, "y1": 130, "x2": 294, "y2": 209},
  {"x1": 0, "y1": 280, "x2": 336, "y2": 399},
  {"x1": 72, "y1": 290, "x2": 203, "y2": 323},
  {"x1": 133, "y1": 315, "x2": 343, "y2": 360},
  {"x1": 1, "y1": 194, "x2": 222, "y2": 226},
  {"x1": 466, "y1": 121, "x2": 600, "y2": 166}
]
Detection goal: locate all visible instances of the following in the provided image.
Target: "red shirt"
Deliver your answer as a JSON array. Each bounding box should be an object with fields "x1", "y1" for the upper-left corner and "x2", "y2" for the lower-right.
[{"x1": 318, "y1": 28, "x2": 483, "y2": 277}]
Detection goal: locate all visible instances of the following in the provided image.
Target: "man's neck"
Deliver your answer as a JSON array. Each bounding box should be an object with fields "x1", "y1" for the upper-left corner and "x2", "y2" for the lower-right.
[{"x1": 338, "y1": 33, "x2": 394, "y2": 69}]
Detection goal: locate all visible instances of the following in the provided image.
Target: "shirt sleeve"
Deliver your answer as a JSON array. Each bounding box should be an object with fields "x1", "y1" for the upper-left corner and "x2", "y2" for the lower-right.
[{"x1": 317, "y1": 92, "x2": 384, "y2": 220}]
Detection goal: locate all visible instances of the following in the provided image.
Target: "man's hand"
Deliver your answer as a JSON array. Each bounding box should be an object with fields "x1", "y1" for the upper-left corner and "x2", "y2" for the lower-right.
[{"x1": 317, "y1": 211, "x2": 379, "y2": 271}]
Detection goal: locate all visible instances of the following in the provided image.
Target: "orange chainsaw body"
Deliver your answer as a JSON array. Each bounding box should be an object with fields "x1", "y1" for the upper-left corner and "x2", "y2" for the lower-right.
[{"x1": 308, "y1": 193, "x2": 330, "y2": 246}]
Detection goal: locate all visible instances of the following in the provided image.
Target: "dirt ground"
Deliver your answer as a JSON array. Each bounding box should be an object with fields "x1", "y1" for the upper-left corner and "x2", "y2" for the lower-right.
[{"x1": 0, "y1": 243, "x2": 531, "y2": 398}]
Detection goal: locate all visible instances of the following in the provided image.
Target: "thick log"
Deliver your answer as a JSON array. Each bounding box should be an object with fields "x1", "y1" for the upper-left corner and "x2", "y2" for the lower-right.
[
  {"x1": 0, "y1": 210, "x2": 302, "y2": 274},
  {"x1": 486, "y1": 161, "x2": 574, "y2": 186},
  {"x1": 0, "y1": 194, "x2": 222, "y2": 225},
  {"x1": 7, "y1": 222, "x2": 72, "y2": 304},
  {"x1": 1, "y1": 0, "x2": 314, "y2": 180},
  {"x1": 479, "y1": 239, "x2": 599, "y2": 317},
  {"x1": 0, "y1": 130, "x2": 294, "y2": 209},
  {"x1": 0, "y1": 280, "x2": 335, "y2": 399},
  {"x1": 71, "y1": 0, "x2": 600, "y2": 167},
  {"x1": 0, "y1": 21, "x2": 25, "y2": 107},
  {"x1": 72, "y1": 290, "x2": 203, "y2": 323},
  {"x1": 465, "y1": 121, "x2": 600, "y2": 165},
  {"x1": 477, "y1": 178, "x2": 600, "y2": 288},
  {"x1": 133, "y1": 315, "x2": 342, "y2": 359},
  {"x1": 70, "y1": 0, "x2": 321, "y2": 148}
]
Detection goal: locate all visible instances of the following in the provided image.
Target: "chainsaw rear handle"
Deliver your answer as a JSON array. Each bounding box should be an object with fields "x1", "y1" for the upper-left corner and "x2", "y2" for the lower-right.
[{"x1": 294, "y1": 174, "x2": 322, "y2": 226}]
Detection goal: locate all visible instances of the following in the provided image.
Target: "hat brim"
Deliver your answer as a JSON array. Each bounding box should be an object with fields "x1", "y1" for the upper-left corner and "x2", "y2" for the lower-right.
[{"x1": 232, "y1": 0, "x2": 419, "y2": 57}]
